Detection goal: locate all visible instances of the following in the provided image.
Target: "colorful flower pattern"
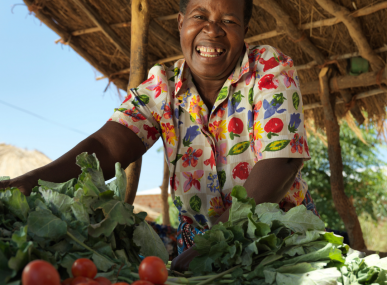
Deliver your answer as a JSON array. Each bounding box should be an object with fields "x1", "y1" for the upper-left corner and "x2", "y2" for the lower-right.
[{"x1": 110, "y1": 44, "x2": 315, "y2": 235}]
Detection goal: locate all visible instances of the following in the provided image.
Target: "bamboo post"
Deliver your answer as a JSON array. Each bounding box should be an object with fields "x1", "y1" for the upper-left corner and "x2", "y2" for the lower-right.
[
  {"x1": 319, "y1": 67, "x2": 366, "y2": 250},
  {"x1": 160, "y1": 150, "x2": 170, "y2": 225},
  {"x1": 124, "y1": 0, "x2": 150, "y2": 205}
]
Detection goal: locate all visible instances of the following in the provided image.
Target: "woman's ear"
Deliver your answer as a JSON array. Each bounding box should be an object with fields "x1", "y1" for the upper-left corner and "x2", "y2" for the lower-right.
[{"x1": 177, "y1": 12, "x2": 184, "y2": 33}]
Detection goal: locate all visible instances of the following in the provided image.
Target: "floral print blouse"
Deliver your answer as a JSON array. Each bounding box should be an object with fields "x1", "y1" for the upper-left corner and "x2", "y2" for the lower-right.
[{"x1": 110, "y1": 43, "x2": 315, "y2": 230}]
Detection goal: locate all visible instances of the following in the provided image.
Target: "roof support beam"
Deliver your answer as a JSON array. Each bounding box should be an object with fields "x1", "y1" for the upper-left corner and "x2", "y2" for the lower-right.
[
  {"x1": 315, "y1": 0, "x2": 385, "y2": 72},
  {"x1": 318, "y1": 67, "x2": 366, "y2": 250},
  {"x1": 301, "y1": 69, "x2": 387, "y2": 95},
  {"x1": 124, "y1": 0, "x2": 151, "y2": 205},
  {"x1": 304, "y1": 88, "x2": 386, "y2": 110},
  {"x1": 70, "y1": 0, "x2": 132, "y2": 59},
  {"x1": 253, "y1": 0, "x2": 325, "y2": 65},
  {"x1": 23, "y1": 0, "x2": 127, "y2": 90}
]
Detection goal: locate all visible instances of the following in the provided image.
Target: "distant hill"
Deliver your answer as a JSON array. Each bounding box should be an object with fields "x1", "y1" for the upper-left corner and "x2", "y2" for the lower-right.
[{"x1": 0, "y1": 143, "x2": 51, "y2": 178}]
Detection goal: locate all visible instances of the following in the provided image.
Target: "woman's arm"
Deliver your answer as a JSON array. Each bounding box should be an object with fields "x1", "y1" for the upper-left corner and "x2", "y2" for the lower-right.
[
  {"x1": 215, "y1": 157, "x2": 303, "y2": 223},
  {"x1": 0, "y1": 121, "x2": 146, "y2": 196}
]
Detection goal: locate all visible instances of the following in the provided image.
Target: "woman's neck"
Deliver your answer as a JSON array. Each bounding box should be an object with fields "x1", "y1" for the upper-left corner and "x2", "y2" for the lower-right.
[{"x1": 191, "y1": 73, "x2": 228, "y2": 112}]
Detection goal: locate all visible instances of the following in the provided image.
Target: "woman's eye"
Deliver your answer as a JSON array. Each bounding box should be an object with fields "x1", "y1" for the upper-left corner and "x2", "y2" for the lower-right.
[
  {"x1": 194, "y1": 15, "x2": 204, "y2": 20},
  {"x1": 223, "y1": 20, "x2": 235, "y2": 24}
]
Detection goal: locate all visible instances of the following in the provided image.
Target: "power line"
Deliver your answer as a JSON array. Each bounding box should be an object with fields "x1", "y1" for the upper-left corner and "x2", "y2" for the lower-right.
[{"x1": 0, "y1": 99, "x2": 89, "y2": 136}]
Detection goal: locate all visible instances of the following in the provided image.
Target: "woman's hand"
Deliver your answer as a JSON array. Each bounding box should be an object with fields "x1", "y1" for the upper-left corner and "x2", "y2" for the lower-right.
[
  {"x1": 0, "y1": 175, "x2": 35, "y2": 196},
  {"x1": 171, "y1": 246, "x2": 200, "y2": 272}
]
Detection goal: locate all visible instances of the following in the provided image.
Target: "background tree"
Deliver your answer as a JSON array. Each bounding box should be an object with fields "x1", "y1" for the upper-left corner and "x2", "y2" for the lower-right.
[{"x1": 303, "y1": 120, "x2": 387, "y2": 231}]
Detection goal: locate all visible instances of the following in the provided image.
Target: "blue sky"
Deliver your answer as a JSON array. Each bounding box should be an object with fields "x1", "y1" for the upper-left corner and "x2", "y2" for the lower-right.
[{"x1": 0, "y1": 2, "x2": 164, "y2": 191}]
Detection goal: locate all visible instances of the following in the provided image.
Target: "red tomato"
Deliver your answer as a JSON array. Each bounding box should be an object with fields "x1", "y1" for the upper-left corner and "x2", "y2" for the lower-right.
[
  {"x1": 22, "y1": 260, "x2": 61, "y2": 285},
  {"x1": 131, "y1": 281, "x2": 154, "y2": 285},
  {"x1": 71, "y1": 276, "x2": 93, "y2": 285},
  {"x1": 72, "y1": 258, "x2": 98, "y2": 279},
  {"x1": 62, "y1": 278, "x2": 74, "y2": 285},
  {"x1": 94, "y1": 277, "x2": 112, "y2": 285},
  {"x1": 228, "y1": 117, "x2": 244, "y2": 135},
  {"x1": 139, "y1": 256, "x2": 168, "y2": 285}
]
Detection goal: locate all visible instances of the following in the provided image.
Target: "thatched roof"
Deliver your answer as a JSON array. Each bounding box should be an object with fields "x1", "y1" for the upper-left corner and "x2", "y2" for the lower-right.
[
  {"x1": 24, "y1": 0, "x2": 387, "y2": 129},
  {"x1": 0, "y1": 144, "x2": 52, "y2": 178}
]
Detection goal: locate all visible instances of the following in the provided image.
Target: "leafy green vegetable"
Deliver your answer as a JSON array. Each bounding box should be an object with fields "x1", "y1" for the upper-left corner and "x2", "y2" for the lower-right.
[
  {"x1": 0, "y1": 153, "x2": 168, "y2": 284},
  {"x1": 189, "y1": 185, "x2": 387, "y2": 284}
]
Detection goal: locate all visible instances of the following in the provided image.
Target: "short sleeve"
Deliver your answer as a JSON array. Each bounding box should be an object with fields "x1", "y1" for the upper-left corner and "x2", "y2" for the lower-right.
[
  {"x1": 109, "y1": 64, "x2": 170, "y2": 150},
  {"x1": 252, "y1": 46, "x2": 310, "y2": 161}
]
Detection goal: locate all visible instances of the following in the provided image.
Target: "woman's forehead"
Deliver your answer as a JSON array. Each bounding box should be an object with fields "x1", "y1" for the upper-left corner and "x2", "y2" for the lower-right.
[{"x1": 185, "y1": 0, "x2": 244, "y2": 17}]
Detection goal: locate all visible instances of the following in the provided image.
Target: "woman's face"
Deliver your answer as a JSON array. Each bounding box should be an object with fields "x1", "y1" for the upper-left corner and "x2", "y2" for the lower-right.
[{"x1": 178, "y1": 0, "x2": 248, "y2": 81}]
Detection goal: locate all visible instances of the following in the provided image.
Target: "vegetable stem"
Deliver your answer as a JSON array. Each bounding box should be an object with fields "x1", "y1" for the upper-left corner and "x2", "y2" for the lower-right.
[{"x1": 195, "y1": 265, "x2": 241, "y2": 285}]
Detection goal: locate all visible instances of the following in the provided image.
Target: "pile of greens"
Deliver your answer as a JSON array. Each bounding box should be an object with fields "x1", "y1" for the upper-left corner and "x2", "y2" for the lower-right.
[
  {"x1": 0, "y1": 153, "x2": 168, "y2": 285},
  {"x1": 188, "y1": 186, "x2": 387, "y2": 285}
]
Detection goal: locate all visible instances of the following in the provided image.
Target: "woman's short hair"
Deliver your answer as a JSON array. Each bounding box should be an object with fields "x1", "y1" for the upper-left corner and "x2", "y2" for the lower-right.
[{"x1": 179, "y1": 0, "x2": 253, "y2": 26}]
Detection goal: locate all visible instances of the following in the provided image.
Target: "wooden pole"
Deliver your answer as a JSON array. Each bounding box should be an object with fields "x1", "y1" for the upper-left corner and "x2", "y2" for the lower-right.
[
  {"x1": 124, "y1": 0, "x2": 150, "y2": 205},
  {"x1": 160, "y1": 150, "x2": 170, "y2": 225},
  {"x1": 319, "y1": 67, "x2": 366, "y2": 250}
]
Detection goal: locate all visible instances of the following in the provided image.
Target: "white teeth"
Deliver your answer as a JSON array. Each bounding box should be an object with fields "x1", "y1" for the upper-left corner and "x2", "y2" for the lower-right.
[{"x1": 196, "y1": 46, "x2": 224, "y2": 53}]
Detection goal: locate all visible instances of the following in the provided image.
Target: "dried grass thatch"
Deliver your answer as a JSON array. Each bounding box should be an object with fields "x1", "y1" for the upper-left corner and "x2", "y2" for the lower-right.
[
  {"x1": 0, "y1": 144, "x2": 52, "y2": 178},
  {"x1": 23, "y1": 0, "x2": 387, "y2": 129}
]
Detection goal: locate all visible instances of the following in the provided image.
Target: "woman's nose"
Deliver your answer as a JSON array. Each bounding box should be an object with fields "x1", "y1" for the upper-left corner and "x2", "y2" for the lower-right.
[{"x1": 202, "y1": 21, "x2": 226, "y2": 38}]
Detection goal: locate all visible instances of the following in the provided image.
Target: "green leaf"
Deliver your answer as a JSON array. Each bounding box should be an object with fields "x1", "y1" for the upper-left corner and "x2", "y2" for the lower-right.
[
  {"x1": 76, "y1": 153, "x2": 109, "y2": 195},
  {"x1": 92, "y1": 241, "x2": 116, "y2": 272},
  {"x1": 229, "y1": 186, "x2": 255, "y2": 225},
  {"x1": 0, "y1": 242, "x2": 15, "y2": 284},
  {"x1": 247, "y1": 213, "x2": 271, "y2": 239},
  {"x1": 292, "y1": 92, "x2": 300, "y2": 110},
  {"x1": 38, "y1": 178, "x2": 77, "y2": 196},
  {"x1": 0, "y1": 176, "x2": 10, "y2": 181},
  {"x1": 262, "y1": 140, "x2": 290, "y2": 152},
  {"x1": 8, "y1": 242, "x2": 34, "y2": 272},
  {"x1": 88, "y1": 200, "x2": 135, "y2": 237},
  {"x1": 71, "y1": 201, "x2": 90, "y2": 224},
  {"x1": 216, "y1": 87, "x2": 228, "y2": 102},
  {"x1": 228, "y1": 141, "x2": 250, "y2": 156},
  {"x1": 284, "y1": 230, "x2": 321, "y2": 246},
  {"x1": 189, "y1": 195, "x2": 201, "y2": 212},
  {"x1": 275, "y1": 267, "x2": 341, "y2": 285},
  {"x1": 0, "y1": 189, "x2": 30, "y2": 222},
  {"x1": 133, "y1": 221, "x2": 169, "y2": 263},
  {"x1": 11, "y1": 226, "x2": 28, "y2": 248},
  {"x1": 248, "y1": 88, "x2": 254, "y2": 105},
  {"x1": 255, "y1": 203, "x2": 282, "y2": 218},
  {"x1": 259, "y1": 204, "x2": 325, "y2": 233},
  {"x1": 107, "y1": 162, "x2": 127, "y2": 202},
  {"x1": 39, "y1": 189, "x2": 73, "y2": 217},
  {"x1": 27, "y1": 209, "x2": 67, "y2": 240}
]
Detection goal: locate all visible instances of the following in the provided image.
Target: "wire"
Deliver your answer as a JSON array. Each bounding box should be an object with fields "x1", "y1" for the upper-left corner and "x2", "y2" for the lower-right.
[{"x1": 0, "y1": 99, "x2": 89, "y2": 136}]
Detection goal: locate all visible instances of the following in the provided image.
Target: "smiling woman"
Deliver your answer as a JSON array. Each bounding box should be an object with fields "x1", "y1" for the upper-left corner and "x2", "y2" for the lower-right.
[{"x1": 1, "y1": 0, "x2": 318, "y2": 274}]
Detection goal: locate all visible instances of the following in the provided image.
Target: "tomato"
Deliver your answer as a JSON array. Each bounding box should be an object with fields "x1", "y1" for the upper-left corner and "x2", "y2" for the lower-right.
[
  {"x1": 94, "y1": 277, "x2": 112, "y2": 285},
  {"x1": 22, "y1": 260, "x2": 61, "y2": 285},
  {"x1": 71, "y1": 276, "x2": 94, "y2": 285},
  {"x1": 131, "y1": 281, "x2": 154, "y2": 285},
  {"x1": 72, "y1": 258, "x2": 98, "y2": 279},
  {"x1": 62, "y1": 278, "x2": 74, "y2": 285},
  {"x1": 139, "y1": 256, "x2": 168, "y2": 285},
  {"x1": 264, "y1": 118, "x2": 283, "y2": 138}
]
